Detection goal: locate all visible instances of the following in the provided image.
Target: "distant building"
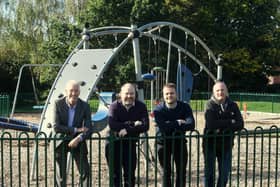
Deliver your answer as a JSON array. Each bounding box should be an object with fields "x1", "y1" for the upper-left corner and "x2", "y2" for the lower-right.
[{"x1": 267, "y1": 67, "x2": 280, "y2": 85}]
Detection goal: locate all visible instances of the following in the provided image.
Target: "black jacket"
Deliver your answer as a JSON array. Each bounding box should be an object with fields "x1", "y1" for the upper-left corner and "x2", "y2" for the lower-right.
[
  {"x1": 154, "y1": 101, "x2": 195, "y2": 144},
  {"x1": 203, "y1": 97, "x2": 244, "y2": 151}
]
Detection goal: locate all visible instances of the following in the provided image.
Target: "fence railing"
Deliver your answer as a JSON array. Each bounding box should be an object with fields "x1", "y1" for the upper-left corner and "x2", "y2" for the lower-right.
[
  {"x1": 0, "y1": 126, "x2": 279, "y2": 187},
  {"x1": 0, "y1": 95, "x2": 9, "y2": 117},
  {"x1": 190, "y1": 92, "x2": 280, "y2": 113}
]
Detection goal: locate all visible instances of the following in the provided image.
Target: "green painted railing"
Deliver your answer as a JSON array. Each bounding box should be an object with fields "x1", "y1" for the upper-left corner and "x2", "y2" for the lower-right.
[
  {"x1": 0, "y1": 126, "x2": 279, "y2": 186},
  {"x1": 0, "y1": 95, "x2": 9, "y2": 117},
  {"x1": 190, "y1": 92, "x2": 280, "y2": 113}
]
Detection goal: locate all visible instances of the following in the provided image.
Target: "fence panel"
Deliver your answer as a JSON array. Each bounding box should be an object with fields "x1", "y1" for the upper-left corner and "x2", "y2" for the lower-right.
[
  {"x1": 0, "y1": 127, "x2": 279, "y2": 186},
  {"x1": 0, "y1": 95, "x2": 9, "y2": 117},
  {"x1": 191, "y1": 92, "x2": 280, "y2": 113}
]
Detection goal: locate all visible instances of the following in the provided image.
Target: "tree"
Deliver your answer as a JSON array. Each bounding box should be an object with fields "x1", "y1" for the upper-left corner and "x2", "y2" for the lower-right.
[{"x1": 1, "y1": 0, "x2": 279, "y2": 93}]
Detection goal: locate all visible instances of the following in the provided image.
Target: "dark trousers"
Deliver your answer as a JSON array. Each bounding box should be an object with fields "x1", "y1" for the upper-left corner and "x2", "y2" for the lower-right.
[
  {"x1": 157, "y1": 139, "x2": 188, "y2": 187},
  {"x1": 203, "y1": 147, "x2": 232, "y2": 187},
  {"x1": 55, "y1": 141, "x2": 90, "y2": 187},
  {"x1": 105, "y1": 139, "x2": 137, "y2": 187}
]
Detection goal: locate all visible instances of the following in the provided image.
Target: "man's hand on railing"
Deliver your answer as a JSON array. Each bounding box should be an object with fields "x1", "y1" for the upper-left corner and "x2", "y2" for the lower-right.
[
  {"x1": 134, "y1": 121, "x2": 143, "y2": 126},
  {"x1": 177, "y1": 119, "x2": 186, "y2": 126},
  {"x1": 119, "y1": 129, "x2": 128, "y2": 137},
  {"x1": 68, "y1": 135, "x2": 82, "y2": 148},
  {"x1": 76, "y1": 127, "x2": 88, "y2": 133}
]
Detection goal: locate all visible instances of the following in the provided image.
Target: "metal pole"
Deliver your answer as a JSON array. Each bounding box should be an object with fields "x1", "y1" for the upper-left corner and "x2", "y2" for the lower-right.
[
  {"x1": 151, "y1": 69, "x2": 154, "y2": 112},
  {"x1": 10, "y1": 64, "x2": 61, "y2": 118},
  {"x1": 130, "y1": 24, "x2": 144, "y2": 102},
  {"x1": 178, "y1": 49, "x2": 182, "y2": 100},
  {"x1": 217, "y1": 54, "x2": 223, "y2": 80},
  {"x1": 166, "y1": 26, "x2": 173, "y2": 83},
  {"x1": 82, "y1": 22, "x2": 90, "y2": 49},
  {"x1": 15, "y1": 64, "x2": 60, "y2": 180}
]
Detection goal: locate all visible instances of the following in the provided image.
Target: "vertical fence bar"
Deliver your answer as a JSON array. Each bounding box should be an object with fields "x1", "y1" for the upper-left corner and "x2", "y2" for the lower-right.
[
  {"x1": 35, "y1": 134, "x2": 39, "y2": 187},
  {"x1": 171, "y1": 135, "x2": 175, "y2": 187},
  {"x1": 196, "y1": 133, "x2": 200, "y2": 187},
  {"x1": 245, "y1": 129, "x2": 249, "y2": 187},
  {"x1": 275, "y1": 128, "x2": 279, "y2": 187},
  {"x1": 188, "y1": 133, "x2": 192, "y2": 187},
  {"x1": 137, "y1": 138, "x2": 140, "y2": 187},
  {"x1": 154, "y1": 134, "x2": 158, "y2": 187},
  {"x1": 43, "y1": 133, "x2": 48, "y2": 187},
  {"x1": 236, "y1": 131, "x2": 241, "y2": 187},
  {"x1": 9, "y1": 134, "x2": 13, "y2": 187},
  {"x1": 267, "y1": 128, "x2": 272, "y2": 187},
  {"x1": 260, "y1": 128, "x2": 264, "y2": 187},
  {"x1": 1, "y1": 133, "x2": 3, "y2": 187},
  {"x1": 253, "y1": 129, "x2": 257, "y2": 187},
  {"x1": 145, "y1": 137, "x2": 149, "y2": 187},
  {"x1": 98, "y1": 135, "x2": 102, "y2": 187},
  {"x1": 18, "y1": 135, "x2": 22, "y2": 187}
]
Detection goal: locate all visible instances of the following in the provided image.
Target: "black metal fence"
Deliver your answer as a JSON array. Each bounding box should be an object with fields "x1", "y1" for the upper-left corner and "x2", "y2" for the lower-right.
[
  {"x1": 190, "y1": 92, "x2": 280, "y2": 113},
  {"x1": 0, "y1": 126, "x2": 279, "y2": 186},
  {"x1": 0, "y1": 95, "x2": 9, "y2": 117}
]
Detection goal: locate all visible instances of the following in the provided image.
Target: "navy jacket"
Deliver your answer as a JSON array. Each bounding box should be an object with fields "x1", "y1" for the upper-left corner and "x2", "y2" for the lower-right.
[
  {"x1": 108, "y1": 100, "x2": 149, "y2": 137},
  {"x1": 153, "y1": 101, "x2": 195, "y2": 142}
]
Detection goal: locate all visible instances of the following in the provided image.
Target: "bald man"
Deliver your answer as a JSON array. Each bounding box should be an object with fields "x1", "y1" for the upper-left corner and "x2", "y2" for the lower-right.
[
  {"x1": 203, "y1": 81, "x2": 244, "y2": 187},
  {"x1": 53, "y1": 80, "x2": 92, "y2": 187},
  {"x1": 105, "y1": 83, "x2": 149, "y2": 187}
]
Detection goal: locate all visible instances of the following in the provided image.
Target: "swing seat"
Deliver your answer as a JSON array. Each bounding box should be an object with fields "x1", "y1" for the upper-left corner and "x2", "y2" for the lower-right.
[
  {"x1": 91, "y1": 110, "x2": 108, "y2": 132},
  {"x1": 0, "y1": 117, "x2": 38, "y2": 132},
  {"x1": 142, "y1": 73, "x2": 156, "y2": 81}
]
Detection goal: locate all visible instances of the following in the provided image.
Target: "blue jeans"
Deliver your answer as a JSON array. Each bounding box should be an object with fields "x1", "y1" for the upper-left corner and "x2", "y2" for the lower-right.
[{"x1": 204, "y1": 147, "x2": 232, "y2": 187}]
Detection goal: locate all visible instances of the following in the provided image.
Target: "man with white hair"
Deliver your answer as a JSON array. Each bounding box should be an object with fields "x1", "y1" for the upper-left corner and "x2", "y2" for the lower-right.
[
  {"x1": 203, "y1": 80, "x2": 244, "y2": 187},
  {"x1": 53, "y1": 80, "x2": 92, "y2": 187}
]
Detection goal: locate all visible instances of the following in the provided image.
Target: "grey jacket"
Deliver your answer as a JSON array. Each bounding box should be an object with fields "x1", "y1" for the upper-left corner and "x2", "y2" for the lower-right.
[{"x1": 52, "y1": 97, "x2": 92, "y2": 147}]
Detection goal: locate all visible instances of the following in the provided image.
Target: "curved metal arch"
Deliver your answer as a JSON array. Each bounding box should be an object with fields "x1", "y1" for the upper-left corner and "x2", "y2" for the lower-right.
[
  {"x1": 85, "y1": 22, "x2": 218, "y2": 81},
  {"x1": 138, "y1": 21, "x2": 218, "y2": 65},
  {"x1": 141, "y1": 32, "x2": 216, "y2": 81},
  {"x1": 88, "y1": 26, "x2": 131, "y2": 33}
]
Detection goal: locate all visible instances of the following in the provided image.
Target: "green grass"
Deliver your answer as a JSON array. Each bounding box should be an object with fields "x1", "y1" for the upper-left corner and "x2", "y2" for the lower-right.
[
  {"x1": 189, "y1": 100, "x2": 280, "y2": 113},
  {"x1": 238, "y1": 101, "x2": 280, "y2": 113},
  {"x1": 8, "y1": 98, "x2": 280, "y2": 114},
  {"x1": 89, "y1": 99, "x2": 280, "y2": 113}
]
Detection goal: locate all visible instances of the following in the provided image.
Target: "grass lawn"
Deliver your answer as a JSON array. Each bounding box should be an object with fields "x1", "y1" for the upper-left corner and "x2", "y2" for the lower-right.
[{"x1": 89, "y1": 99, "x2": 280, "y2": 113}]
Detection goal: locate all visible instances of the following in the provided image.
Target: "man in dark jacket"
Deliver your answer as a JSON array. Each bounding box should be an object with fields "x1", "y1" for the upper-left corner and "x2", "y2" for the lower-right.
[
  {"x1": 154, "y1": 83, "x2": 195, "y2": 187},
  {"x1": 105, "y1": 83, "x2": 149, "y2": 187},
  {"x1": 203, "y1": 81, "x2": 244, "y2": 187},
  {"x1": 53, "y1": 80, "x2": 92, "y2": 187}
]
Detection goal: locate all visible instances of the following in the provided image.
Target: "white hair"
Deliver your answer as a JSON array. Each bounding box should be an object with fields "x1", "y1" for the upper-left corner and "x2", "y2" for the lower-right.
[{"x1": 65, "y1": 80, "x2": 80, "y2": 93}]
